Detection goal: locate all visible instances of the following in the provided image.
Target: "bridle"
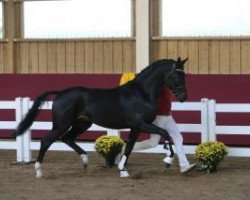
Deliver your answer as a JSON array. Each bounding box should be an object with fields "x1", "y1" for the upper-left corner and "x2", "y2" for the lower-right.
[{"x1": 167, "y1": 64, "x2": 186, "y2": 94}]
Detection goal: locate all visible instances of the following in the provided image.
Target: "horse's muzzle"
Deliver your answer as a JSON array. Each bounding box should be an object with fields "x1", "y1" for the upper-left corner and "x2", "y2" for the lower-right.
[{"x1": 175, "y1": 89, "x2": 187, "y2": 102}]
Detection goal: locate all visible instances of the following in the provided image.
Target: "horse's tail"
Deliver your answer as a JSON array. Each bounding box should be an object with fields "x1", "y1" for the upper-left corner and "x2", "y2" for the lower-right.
[{"x1": 12, "y1": 91, "x2": 59, "y2": 137}]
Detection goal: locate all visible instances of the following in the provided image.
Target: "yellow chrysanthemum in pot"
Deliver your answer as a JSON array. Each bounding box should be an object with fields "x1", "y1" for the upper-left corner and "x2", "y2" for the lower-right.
[
  {"x1": 195, "y1": 141, "x2": 228, "y2": 173},
  {"x1": 95, "y1": 135, "x2": 125, "y2": 167}
]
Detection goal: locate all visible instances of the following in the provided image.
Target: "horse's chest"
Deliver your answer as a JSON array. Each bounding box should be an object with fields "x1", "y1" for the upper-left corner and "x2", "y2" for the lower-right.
[
  {"x1": 143, "y1": 109, "x2": 157, "y2": 123},
  {"x1": 130, "y1": 102, "x2": 157, "y2": 122}
]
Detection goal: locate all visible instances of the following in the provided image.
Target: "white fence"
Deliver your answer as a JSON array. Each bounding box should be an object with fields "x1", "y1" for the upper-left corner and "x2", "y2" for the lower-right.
[
  {"x1": 208, "y1": 100, "x2": 250, "y2": 157},
  {"x1": 0, "y1": 97, "x2": 250, "y2": 163}
]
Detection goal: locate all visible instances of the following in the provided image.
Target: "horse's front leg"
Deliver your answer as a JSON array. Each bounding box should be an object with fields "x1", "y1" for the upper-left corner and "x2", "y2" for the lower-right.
[
  {"x1": 118, "y1": 128, "x2": 139, "y2": 178},
  {"x1": 139, "y1": 123, "x2": 175, "y2": 166}
]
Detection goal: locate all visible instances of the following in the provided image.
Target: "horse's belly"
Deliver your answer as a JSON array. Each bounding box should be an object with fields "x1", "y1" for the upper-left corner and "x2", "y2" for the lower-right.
[
  {"x1": 93, "y1": 119, "x2": 128, "y2": 130},
  {"x1": 91, "y1": 111, "x2": 128, "y2": 129}
]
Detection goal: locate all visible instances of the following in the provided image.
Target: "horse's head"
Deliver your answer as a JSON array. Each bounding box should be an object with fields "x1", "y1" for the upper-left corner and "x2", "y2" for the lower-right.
[
  {"x1": 164, "y1": 57, "x2": 188, "y2": 102},
  {"x1": 134, "y1": 58, "x2": 188, "y2": 102}
]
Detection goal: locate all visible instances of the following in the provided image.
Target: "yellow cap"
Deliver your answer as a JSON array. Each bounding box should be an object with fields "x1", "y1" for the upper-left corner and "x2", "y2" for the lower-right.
[{"x1": 119, "y1": 73, "x2": 136, "y2": 86}]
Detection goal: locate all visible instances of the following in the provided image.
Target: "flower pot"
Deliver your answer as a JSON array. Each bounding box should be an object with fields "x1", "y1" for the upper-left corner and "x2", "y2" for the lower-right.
[{"x1": 105, "y1": 154, "x2": 116, "y2": 167}]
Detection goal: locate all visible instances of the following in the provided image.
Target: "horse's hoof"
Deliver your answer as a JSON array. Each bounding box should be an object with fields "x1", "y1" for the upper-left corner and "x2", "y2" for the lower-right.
[
  {"x1": 163, "y1": 156, "x2": 174, "y2": 167},
  {"x1": 120, "y1": 170, "x2": 130, "y2": 178},
  {"x1": 35, "y1": 171, "x2": 43, "y2": 178},
  {"x1": 165, "y1": 163, "x2": 171, "y2": 168},
  {"x1": 80, "y1": 154, "x2": 88, "y2": 169},
  {"x1": 35, "y1": 162, "x2": 43, "y2": 178},
  {"x1": 80, "y1": 162, "x2": 88, "y2": 169},
  {"x1": 80, "y1": 161, "x2": 88, "y2": 169},
  {"x1": 36, "y1": 174, "x2": 42, "y2": 179}
]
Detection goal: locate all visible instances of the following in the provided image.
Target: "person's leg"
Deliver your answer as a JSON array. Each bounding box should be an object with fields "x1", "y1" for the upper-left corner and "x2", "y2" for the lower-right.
[
  {"x1": 163, "y1": 115, "x2": 196, "y2": 172},
  {"x1": 132, "y1": 116, "x2": 164, "y2": 151},
  {"x1": 132, "y1": 134, "x2": 161, "y2": 151},
  {"x1": 163, "y1": 115, "x2": 189, "y2": 167}
]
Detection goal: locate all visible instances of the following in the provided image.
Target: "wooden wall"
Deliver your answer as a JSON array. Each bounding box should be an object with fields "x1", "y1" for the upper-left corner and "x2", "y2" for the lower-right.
[
  {"x1": 13, "y1": 39, "x2": 135, "y2": 74},
  {"x1": 0, "y1": 42, "x2": 8, "y2": 73},
  {"x1": 0, "y1": 0, "x2": 250, "y2": 74},
  {"x1": 1, "y1": 38, "x2": 250, "y2": 74},
  {"x1": 152, "y1": 39, "x2": 250, "y2": 74}
]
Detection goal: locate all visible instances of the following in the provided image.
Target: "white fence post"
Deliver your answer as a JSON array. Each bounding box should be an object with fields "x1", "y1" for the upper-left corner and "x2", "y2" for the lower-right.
[
  {"x1": 201, "y1": 98, "x2": 209, "y2": 142},
  {"x1": 15, "y1": 97, "x2": 24, "y2": 162},
  {"x1": 107, "y1": 129, "x2": 120, "y2": 137},
  {"x1": 22, "y1": 97, "x2": 32, "y2": 162},
  {"x1": 208, "y1": 99, "x2": 216, "y2": 141}
]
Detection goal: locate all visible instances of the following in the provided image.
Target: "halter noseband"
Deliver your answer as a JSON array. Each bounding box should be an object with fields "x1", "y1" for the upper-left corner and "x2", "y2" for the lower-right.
[{"x1": 175, "y1": 68, "x2": 185, "y2": 73}]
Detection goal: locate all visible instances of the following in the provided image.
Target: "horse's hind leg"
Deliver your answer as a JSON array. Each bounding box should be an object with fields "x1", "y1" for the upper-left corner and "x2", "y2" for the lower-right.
[
  {"x1": 35, "y1": 128, "x2": 64, "y2": 178},
  {"x1": 61, "y1": 119, "x2": 92, "y2": 167}
]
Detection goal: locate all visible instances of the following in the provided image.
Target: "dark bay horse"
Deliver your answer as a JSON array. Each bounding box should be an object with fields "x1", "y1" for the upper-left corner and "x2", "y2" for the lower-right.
[{"x1": 13, "y1": 57, "x2": 188, "y2": 178}]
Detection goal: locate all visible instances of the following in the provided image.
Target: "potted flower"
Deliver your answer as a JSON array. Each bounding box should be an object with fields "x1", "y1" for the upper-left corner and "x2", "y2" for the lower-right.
[
  {"x1": 95, "y1": 135, "x2": 125, "y2": 167},
  {"x1": 195, "y1": 141, "x2": 228, "y2": 173}
]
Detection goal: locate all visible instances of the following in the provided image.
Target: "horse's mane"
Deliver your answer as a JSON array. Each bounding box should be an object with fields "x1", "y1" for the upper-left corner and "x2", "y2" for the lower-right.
[
  {"x1": 119, "y1": 59, "x2": 175, "y2": 87},
  {"x1": 134, "y1": 59, "x2": 174, "y2": 81}
]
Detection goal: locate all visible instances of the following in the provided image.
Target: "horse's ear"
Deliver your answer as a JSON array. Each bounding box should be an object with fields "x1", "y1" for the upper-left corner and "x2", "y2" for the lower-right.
[
  {"x1": 177, "y1": 57, "x2": 181, "y2": 62},
  {"x1": 181, "y1": 57, "x2": 188, "y2": 65}
]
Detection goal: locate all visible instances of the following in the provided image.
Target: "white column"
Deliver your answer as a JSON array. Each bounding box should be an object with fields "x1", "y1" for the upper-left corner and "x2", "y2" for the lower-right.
[
  {"x1": 136, "y1": 0, "x2": 150, "y2": 73},
  {"x1": 201, "y1": 98, "x2": 209, "y2": 142},
  {"x1": 22, "y1": 97, "x2": 32, "y2": 162},
  {"x1": 15, "y1": 97, "x2": 23, "y2": 162},
  {"x1": 208, "y1": 99, "x2": 217, "y2": 141},
  {"x1": 107, "y1": 129, "x2": 120, "y2": 137}
]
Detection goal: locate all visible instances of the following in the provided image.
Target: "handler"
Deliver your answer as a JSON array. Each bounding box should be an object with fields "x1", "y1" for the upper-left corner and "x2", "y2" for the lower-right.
[
  {"x1": 133, "y1": 86, "x2": 196, "y2": 173},
  {"x1": 119, "y1": 73, "x2": 196, "y2": 173}
]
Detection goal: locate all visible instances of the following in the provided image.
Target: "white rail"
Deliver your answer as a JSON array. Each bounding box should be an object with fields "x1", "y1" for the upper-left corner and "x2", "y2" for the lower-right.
[
  {"x1": 1, "y1": 97, "x2": 250, "y2": 163},
  {"x1": 208, "y1": 100, "x2": 250, "y2": 156}
]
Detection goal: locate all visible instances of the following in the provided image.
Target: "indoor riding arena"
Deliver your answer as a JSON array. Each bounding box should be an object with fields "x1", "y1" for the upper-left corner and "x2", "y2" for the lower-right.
[{"x1": 1, "y1": 1, "x2": 250, "y2": 200}]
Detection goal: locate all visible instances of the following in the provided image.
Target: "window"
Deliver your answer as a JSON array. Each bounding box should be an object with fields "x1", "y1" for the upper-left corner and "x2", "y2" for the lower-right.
[
  {"x1": 0, "y1": 3, "x2": 3, "y2": 38},
  {"x1": 162, "y1": 0, "x2": 250, "y2": 37},
  {"x1": 24, "y1": 0, "x2": 131, "y2": 38}
]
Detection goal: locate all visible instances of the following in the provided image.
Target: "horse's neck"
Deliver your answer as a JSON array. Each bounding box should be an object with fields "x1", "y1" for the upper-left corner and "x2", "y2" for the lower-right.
[{"x1": 136, "y1": 73, "x2": 163, "y2": 102}]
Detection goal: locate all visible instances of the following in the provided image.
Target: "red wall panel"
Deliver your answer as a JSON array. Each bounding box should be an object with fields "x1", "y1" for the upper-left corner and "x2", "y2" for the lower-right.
[{"x1": 1, "y1": 74, "x2": 250, "y2": 146}]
